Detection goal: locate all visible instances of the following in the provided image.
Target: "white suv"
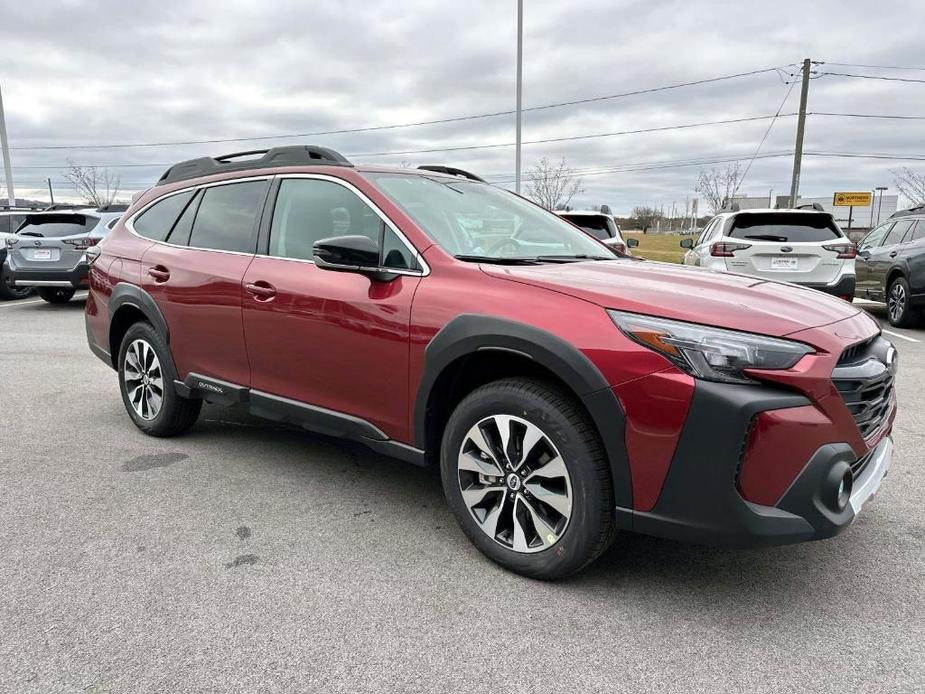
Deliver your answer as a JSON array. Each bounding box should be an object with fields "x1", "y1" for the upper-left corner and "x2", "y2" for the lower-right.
[
  {"x1": 681, "y1": 208, "x2": 856, "y2": 300},
  {"x1": 555, "y1": 210, "x2": 635, "y2": 255}
]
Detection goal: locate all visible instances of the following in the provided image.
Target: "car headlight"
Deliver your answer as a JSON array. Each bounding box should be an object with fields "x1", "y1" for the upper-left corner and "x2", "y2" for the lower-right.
[{"x1": 608, "y1": 310, "x2": 813, "y2": 385}]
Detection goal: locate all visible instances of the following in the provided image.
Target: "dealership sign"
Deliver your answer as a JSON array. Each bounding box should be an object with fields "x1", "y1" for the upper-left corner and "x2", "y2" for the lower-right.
[{"x1": 833, "y1": 192, "x2": 872, "y2": 207}]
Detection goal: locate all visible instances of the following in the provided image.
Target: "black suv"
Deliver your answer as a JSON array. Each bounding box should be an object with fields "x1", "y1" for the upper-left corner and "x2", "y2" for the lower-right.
[{"x1": 855, "y1": 205, "x2": 925, "y2": 326}]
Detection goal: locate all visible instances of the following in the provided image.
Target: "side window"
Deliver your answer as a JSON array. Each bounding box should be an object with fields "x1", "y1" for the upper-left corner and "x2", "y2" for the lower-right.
[
  {"x1": 133, "y1": 191, "x2": 195, "y2": 241},
  {"x1": 164, "y1": 190, "x2": 202, "y2": 246},
  {"x1": 911, "y1": 220, "x2": 925, "y2": 243},
  {"x1": 695, "y1": 219, "x2": 715, "y2": 247},
  {"x1": 858, "y1": 222, "x2": 893, "y2": 251},
  {"x1": 269, "y1": 179, "x2": 402, "y2": 263},
  {"x1": 882, "y1": 220, "x2": 913, "y2": 247},
  {"x1": 188, "y1": 181, "x2": 268, "y2": 253},
  {"x1": 106, "y1": 218, "x2": 119, "y2": 230}
]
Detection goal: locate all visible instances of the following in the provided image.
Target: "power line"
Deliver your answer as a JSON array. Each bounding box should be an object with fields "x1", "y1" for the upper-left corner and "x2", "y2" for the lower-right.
[
  {"x1": 731, "y1": 80, "x2": 798, "y2": 198},
  {"x1": 8, "y1": 66, "x2": 794, "y2": 152},
  {"x1": 811, "y1": 111, "x2": 925, "y2": 120},
  {"x1": 804, "y1": 150, "x2": 925, "y2": 161},
  {"x1": 820, "y1": 61, "x2": 925, "y2": 72},
  {"x1": 9, "y1": 114, "x2": 795, "y2": 169},
  {"x1": 816, "y1": 71, "x2": 925, "y2": 84},
  {"x1": 487, "y1": 151, "x2": 795, "y2": 185}
]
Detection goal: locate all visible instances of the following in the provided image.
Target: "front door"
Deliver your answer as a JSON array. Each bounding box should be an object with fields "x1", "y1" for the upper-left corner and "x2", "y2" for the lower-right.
[
  {"x1": 855, "y1": 221, "x2": 893, "y2": 298},
  {"x1": 866, "y1": 220, "x2": 913, "y2": 300},
  {"x1": 242, "y1": 176, "x2": 424, "y2": 441}
]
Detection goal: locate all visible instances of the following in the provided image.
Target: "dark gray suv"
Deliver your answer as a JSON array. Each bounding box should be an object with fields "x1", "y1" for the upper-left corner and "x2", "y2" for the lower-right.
[{"x1": 4, "y1": 208, "x2": 123, "y2": 303}]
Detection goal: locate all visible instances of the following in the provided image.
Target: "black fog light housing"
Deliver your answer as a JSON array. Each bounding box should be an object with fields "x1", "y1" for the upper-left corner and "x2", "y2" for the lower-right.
[{"x1": 825, "y1": 461, "x2": 853, "y2": 512}]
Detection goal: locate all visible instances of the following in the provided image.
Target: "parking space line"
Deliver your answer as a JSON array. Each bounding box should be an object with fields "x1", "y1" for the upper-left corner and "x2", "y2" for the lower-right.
[
  {"x1": 882, "y1": 329, "x2": 921, "y2": 344},
  {"x1": 0, "y1": 293, "x2": 87, "y2": 309},
  {"x1": 0, "y1": 298, "x2": 47, "y2": 309}
]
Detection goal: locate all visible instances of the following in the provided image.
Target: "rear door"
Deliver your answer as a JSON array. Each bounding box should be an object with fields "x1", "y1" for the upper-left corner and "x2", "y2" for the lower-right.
[
  {"x1": 138, "y1": 178, "x2": 270, "y2": 385},
  {"x1": 721, "y1": 212, "x2": 846, "y2": 284}
]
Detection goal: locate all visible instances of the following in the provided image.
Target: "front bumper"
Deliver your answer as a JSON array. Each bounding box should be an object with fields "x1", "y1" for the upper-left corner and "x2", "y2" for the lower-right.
[
  {"x1": 7, "y1": 261, "x2": 89, "y2": 288},
  {"x1": 614, "y1": 380, "x2": 892, "y2": 547}
]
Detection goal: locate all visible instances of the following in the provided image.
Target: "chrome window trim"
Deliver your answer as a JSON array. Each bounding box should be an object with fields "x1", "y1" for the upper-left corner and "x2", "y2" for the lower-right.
[
  {"x1": 262, "y1": 173, "x2": 429, "y2": 276},
  {"x1": 124, "y1": 176, "x2": 272, "y2": 257}
]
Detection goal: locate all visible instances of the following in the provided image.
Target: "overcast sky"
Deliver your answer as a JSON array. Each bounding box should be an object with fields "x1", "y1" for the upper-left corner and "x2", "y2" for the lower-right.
[{"x1": 2, "y1": 0, "x2": 924, "y2": 214}]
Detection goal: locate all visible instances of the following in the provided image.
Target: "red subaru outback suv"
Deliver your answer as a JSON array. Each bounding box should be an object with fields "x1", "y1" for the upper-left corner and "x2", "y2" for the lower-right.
[{"x1": 85, "y1": 146, "x2": 896, "y2": 579}]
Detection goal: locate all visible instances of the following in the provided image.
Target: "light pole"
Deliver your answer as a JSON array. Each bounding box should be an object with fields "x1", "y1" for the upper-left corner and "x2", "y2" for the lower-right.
[
  {"x1": 0, "y1": 82, "x2": 15, "y2": 207},
  {"x1": 514, "y1": 0, "x2": 523, "y2": 194},
  {"x1": 875, "y1": 186, "x2": 888, "y2": 225}
]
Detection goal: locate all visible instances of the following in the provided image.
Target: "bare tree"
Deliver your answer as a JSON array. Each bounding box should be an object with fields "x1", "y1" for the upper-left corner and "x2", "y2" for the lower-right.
[
  {"x1": 631, "y1": 206, "x2": 661, "y2": 234},
  {"x1": 892, "y1": 168, "x2": 925, "y2": 207},
  {"x1": 525, "y1": 157, "x2": 583, "y2": 210},
  {"x1": 695, "y1": 163, "x2": 743, "y2": 214},
  {"x1": 62, "y1": 160, "x2": 121, "y2": 207}
]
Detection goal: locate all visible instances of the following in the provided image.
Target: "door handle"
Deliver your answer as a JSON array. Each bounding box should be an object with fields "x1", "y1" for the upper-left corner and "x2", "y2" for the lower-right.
[
  {"x1": 245, "y1": 281, "x2": 277, "y2": 301},
  {"x1": 889, "y1": 251, "x2": 898, "y2": 258},
  {"x1": 148, "y1": 265, "x2": 170, "y2": 282}
]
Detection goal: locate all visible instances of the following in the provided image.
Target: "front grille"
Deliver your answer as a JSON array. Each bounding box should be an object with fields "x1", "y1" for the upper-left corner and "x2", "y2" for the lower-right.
[{"x1": 832, "y1": 337, "x2": 896, "y2": 440}]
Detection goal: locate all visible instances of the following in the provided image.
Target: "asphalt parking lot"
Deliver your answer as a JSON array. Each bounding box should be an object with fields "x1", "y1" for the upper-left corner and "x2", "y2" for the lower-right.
[{"x1": 0, "y1": 295, "x2": 923, "y2": 693}]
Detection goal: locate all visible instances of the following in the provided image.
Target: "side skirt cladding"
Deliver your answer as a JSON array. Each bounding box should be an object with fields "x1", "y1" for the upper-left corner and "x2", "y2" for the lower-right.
[
  {"x1": 414, "y1": 314, "x2": 633, "y2": 510},
  {"x1": 178, "y1": 373, "x2": 427, "y2": 467}
]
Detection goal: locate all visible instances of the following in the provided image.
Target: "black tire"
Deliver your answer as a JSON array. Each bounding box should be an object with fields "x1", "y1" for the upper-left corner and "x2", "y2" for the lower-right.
[
  {"x1": 0, "y1": 266, "x2": 33, "y2": 300},
  {"x1": 886, "y1": 276, "x2": 919, "y2": 328},
  {"x1": 117, "y1": 321, "x2": 201, "y2": 437},
  {"x1": 38, "y1": 287, "x2": 76, "y2": 304},
  {"x1": 440, "y1": 378, "x2": 615, "y2": 580}
]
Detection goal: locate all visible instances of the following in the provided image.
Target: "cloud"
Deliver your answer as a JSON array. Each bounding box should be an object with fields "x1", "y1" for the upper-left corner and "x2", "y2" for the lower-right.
[{"x1": 1, "y1": 0, "x2": 923, "y2": 212}]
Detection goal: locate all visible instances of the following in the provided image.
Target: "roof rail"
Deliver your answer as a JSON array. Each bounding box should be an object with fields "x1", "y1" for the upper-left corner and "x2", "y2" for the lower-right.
[
  {"x1": 97, "y1": 203, "x2": 129, "y2": 213},
  {"x1": 417, "y1": 165, "x2": 486, "y2": 183},
  {"x1": 796, "y1": 202, "x2": 825, "y2": 211},
  {"x1": 890, "y1": 203, "x2": 925, "y2": 218},
  {"x1": 43, "y1": 203, "x2": 87, "y2": 211},
  {"x1": 156, "y1": 145, "x2": 353, "y2": 186}
]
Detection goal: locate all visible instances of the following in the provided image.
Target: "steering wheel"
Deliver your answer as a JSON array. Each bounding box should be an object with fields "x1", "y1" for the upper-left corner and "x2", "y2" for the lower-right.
[{"x1": 485, "y1": 237, "x2": 524, "y2": 257}]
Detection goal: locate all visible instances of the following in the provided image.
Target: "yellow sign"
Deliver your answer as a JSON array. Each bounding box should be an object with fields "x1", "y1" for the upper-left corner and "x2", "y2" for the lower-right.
[{"x1": 833, "y1": 192, "x2": 872, "y2": 207}]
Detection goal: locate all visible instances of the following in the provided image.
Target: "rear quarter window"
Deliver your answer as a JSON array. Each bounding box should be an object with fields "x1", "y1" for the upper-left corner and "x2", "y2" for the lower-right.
[
  {"x1": 133, "y1": 191, "x2": 195, "y2": 242},
  {"x1": 727, "y1": 213, "x2": 842, "y2": 243}
]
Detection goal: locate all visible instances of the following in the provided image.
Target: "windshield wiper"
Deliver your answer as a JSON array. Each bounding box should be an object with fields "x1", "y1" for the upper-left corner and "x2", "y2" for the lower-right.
[
  {"x1": 536, "y1": 254, "x2": 614, "y2": 263},
  {"x1": 454, "y1": 254, "x2": 544, "y2": 265},
  {"x1": 742, "y1": 234, "x2": 788, "y2": 242}
]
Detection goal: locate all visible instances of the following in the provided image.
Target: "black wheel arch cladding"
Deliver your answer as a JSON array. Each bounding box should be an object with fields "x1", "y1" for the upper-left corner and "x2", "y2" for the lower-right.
[
  {"x1": 414, "y1": 314, "x2": 633, "y2": 509},
  {"x1": 110, "y1": 282, "x2": 171, "y2": 343}
]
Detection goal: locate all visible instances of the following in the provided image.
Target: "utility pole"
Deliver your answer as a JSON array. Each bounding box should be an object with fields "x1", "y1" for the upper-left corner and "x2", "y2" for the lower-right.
[
  {"x1": 0, "y1": 83, "x2": 15, "y2": 207},
  {"x1": 514, "y1": 0, "x2": 523, "y2": 194},
  {"x1": 788, "y1": 58, "x2": 812, "y2": 208},
  {"x1": 47, "y1": 178, "x2": 55, "y2": 205}
]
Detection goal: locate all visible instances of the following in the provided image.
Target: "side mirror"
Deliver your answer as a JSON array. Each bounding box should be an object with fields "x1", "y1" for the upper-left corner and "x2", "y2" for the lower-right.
[
  {"x1": 314, "y1": 235, "x2": 397, "y2": 281},
  {"x1": 680, "y1": 238, "x2": 694, "y2": 249},
  {"x1": 626, "y1": 238, "x2": 639, "y2": 248}
]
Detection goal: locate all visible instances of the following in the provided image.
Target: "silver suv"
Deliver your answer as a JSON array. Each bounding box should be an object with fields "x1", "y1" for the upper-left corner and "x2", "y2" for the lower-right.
[
  {"x1": 4, "y1": 208, "x2": 123, "y2": 303},
  {"x1": 681, "y1": 208, "x2": 856, "y2": 300}
]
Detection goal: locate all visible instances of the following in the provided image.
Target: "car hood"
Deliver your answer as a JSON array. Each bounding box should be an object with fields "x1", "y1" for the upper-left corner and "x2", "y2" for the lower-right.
[{"x1": 481, "y1": 259, "x2": 861, "y2": 338}]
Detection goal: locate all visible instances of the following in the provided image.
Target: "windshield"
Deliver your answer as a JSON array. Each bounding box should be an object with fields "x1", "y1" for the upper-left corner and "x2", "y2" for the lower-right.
[
  {"x1": 727, "y1": 212, "x2": 842, "y2": 243},
  {"x1": 369, "y1": 173, "x2": 614, "y2": 261}
]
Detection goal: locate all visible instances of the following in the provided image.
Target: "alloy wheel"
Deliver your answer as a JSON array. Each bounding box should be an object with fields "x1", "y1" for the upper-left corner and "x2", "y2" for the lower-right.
[
  {"x1": 888, "y1": 282, "x2": 906, "y2": 323},
  {"x1": 457, "y1": 414, "x2": 572, "y2": 553},
  {"x1": 123, "y1": 339, "x2": 164, "y2": 421}
]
